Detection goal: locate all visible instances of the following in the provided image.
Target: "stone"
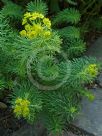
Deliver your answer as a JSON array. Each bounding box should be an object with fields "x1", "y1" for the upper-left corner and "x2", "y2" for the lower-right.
[
  {"x1": 97, "y1": 73, "x2": 102, "y2": 87},
  {"x1": 73, "y1": 88, "x2": 102, "y2": 136},
  {"x1": 0, "y1": 102, "x2": 7, "y2": 109},
  {"x1": 86, "y1": 37, "x2": 102, "y2": 61},
  {"x1": 62, "y1": 131, "x2": 77, "y2": 136},
  {"x1": 12, "y1": 122, "x2": 46, "y2": 136},
  {"x1": 48, "y1": 131, "x2": 77, "y2": 136},
  {"x1": 0, "y1": 127, "x2": 9, "y2": 136}
]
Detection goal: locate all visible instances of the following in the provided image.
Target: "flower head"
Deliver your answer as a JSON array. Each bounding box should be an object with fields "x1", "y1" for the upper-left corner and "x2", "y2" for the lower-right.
[
  {"x1": 22, "y1": 18, "x2": 27, "y2": 25},
  {"x1": 20, "y1": 12, "x2": 52, "y2": 39},
  {"x1": 25, "y1": 24, "x2": 31, "y2": 31},
  {"x1": 24, "y1": 12, "x2": 31, "y2": 18},
  {"x1": 43, "y1": 31, "x2": 51, "y2": 38},
  {"x1": 43, "y1": 18, "x2": 51, "y2": 28},
  {"x1": 14, "y1": 105, "x2": 22, "y2": 117},
  {"x1": 85, "y1": 64, "x2": 98, "y2": 77},
  {"x1": 15, "y1": 98, "x2": 22, "y2": 104},
  {"x1": 20, "y1": 30, "x2": 27, "y2": 37},
  {"x1": 14, "y1": 98, "x2": 30, "y2": 118},
  {"x1": 33, "y1": 24, "x2": 43, "y2": 33},
  {"x1": 27, "y1": 31, "x2": 37, "y2": 39}
]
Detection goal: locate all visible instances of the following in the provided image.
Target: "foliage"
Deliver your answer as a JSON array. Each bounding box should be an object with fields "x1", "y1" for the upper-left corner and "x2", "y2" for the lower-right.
[
  {"x1": 63, "y1": 38, "x2": 86, "y2": 58},
  {"x1": 52, "y1": 6, "x2": 85, "y2": 58},
  {"x1": 27, "y1": 0, "x2": 48, "y2": 15},
  {"x1": 1, "y1": 0, "x2": 23, "y2": 19},
  {"x1": 52, "y1": 8, "x2": 81, "y2": 26},
  {"x1": 0, "y1": 0, "x2": 101, "y2": 135},
  {"x1": 0, "y1": 78, "x2": 5, "y2": 90}
]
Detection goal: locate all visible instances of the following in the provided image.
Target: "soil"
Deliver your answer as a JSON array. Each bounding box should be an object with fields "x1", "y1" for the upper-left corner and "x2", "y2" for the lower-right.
[
  {"x1": 0, "y1": 108, "x2": 25, "y2": 136},
  {"x1": 85, "y1": 30, "x2": 102, "y2": 49}
]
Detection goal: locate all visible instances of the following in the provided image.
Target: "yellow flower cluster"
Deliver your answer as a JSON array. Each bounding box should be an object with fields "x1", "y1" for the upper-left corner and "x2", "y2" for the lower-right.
[
  {"x1": 85, "y1": 64, "x2": 98, "y2": 77},
  {"x1": 85, "y1": 93, "x2": 95, "y2": 101},
  {"x1": 14, "y1": 98, "x2": 30, "y2": 118},
  {"x1": 20, "y1": 12, "x2": 52, "y2": 39}
]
